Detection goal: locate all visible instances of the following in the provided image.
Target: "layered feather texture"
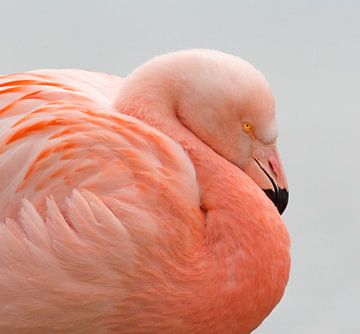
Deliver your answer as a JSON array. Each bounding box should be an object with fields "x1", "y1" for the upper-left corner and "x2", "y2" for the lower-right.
[
  {"x1": 0, "y1": 67, "x2": 289, "y2": 333},
  {"x1": 0, "y1": 72, "x2": 204, "y2": 333}
]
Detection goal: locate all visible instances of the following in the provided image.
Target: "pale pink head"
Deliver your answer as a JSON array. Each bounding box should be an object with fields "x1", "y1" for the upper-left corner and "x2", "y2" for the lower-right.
[{"x1": 121, "y1": 49, "x2": 289, "y2": 213}]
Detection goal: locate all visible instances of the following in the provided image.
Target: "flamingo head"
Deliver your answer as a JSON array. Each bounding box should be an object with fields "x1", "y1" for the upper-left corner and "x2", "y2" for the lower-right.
[{"x1": 122, "y1": 50, "x2": 289, "y2": 214}]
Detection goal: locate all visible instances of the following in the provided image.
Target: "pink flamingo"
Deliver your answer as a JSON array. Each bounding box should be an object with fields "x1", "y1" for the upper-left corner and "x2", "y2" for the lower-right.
[{"x1": 0, "y1": 50, "x2": 290, "y2": 333}]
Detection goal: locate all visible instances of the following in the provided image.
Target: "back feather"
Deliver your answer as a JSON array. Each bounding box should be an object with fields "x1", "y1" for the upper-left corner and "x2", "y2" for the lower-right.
[{"x1": 0, "y1": 71, "x2": 204, "y2": 333}]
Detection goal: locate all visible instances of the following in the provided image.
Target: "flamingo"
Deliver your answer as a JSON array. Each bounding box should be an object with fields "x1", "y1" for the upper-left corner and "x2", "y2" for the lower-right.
[{"x1": 0, "y1": 49, "x2": 290, "y2": 333}]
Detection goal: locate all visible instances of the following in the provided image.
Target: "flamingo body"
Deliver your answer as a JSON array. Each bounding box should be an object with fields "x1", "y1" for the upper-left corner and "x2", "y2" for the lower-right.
[{"x1": 0, "y1": 51, "x2": 290, "y2": 333}]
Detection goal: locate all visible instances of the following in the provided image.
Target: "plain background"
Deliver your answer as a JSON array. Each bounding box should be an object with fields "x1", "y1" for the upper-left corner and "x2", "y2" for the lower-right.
[{"x1": 1, "y1": 1, "x2": 359, "y2": 333}]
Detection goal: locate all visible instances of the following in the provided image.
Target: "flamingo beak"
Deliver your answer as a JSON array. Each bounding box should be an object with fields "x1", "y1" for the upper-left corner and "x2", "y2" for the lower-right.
[
  {"x1": 254, "y1": 158, "x2": 289, "y2": 215},
  {"x1": 243, "y1": 145, "x2": 289, "y2": 215}
]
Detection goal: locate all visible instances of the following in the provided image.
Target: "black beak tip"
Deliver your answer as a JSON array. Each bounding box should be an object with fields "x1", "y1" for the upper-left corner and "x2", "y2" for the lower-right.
[{"x1": 263, "y1": 188, "x2": 289, "y2": 215}]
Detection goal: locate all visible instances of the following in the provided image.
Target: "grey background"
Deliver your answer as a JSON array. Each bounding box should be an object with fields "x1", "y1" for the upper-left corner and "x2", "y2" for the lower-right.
[{"x1": 1, "y1": 1, "x2": 359, "y2": 333}]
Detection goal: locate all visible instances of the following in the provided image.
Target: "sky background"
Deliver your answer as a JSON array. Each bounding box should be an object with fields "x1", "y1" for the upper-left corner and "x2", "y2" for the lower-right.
[{"x1": 1, "y1": 1, "x2": 359, "y2": 333}]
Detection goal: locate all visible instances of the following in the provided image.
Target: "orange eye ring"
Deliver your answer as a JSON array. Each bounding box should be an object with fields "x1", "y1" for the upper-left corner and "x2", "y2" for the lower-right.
[
  {"x1": 242, "y1": 122, "x2": 253, "y2": 133},
  {"x1": 242, "y1": 122, "x2": 256, "y2": 140}
]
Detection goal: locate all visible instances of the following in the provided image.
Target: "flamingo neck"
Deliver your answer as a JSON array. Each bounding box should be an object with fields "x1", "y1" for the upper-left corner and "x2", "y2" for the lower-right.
[{"x1": 117, "y1": 85, "x2": 290, "y2": 333}]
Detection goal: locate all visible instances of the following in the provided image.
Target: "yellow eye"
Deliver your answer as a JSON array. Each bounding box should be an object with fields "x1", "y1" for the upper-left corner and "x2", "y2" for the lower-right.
[{"x1": 242, "y1": 122, "x2": 253, "y2": 133}]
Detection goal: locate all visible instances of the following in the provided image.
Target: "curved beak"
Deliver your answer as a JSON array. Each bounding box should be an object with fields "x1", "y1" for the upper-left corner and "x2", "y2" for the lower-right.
[
  {"x1": 243, "y1": 145, "x2": 289, "y2": 214},
  {"x1": 254, "y1": 158, "x2": 289, "y2": 214}
]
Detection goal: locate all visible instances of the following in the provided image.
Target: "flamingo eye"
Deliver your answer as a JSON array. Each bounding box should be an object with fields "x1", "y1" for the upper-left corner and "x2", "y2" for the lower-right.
[
  {"x1": 242, "y1": 122, "x2": 256, "y2": 140},
  {"x1": 242, "y1": 122, "x2": 253, "y2": 133}
]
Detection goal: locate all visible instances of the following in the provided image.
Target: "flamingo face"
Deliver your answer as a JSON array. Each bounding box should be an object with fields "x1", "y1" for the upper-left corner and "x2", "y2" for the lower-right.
[
  {"x1": 154, "y1": 50, "x2": 290, "y2": 214},
  {"x1": 238, "y1": 118, "x2": 288, "y2": 214}
]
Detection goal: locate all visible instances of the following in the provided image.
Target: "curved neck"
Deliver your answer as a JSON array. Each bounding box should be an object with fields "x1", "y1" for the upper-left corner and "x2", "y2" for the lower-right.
[{"x1": 116, "y1": 82, "x2": 290, "y2": 332}]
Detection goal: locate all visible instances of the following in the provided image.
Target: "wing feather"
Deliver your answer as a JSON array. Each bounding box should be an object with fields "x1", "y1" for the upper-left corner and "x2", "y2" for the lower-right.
[{"x1": 0, "y1": 70, "x2": 204, "y2": 332}]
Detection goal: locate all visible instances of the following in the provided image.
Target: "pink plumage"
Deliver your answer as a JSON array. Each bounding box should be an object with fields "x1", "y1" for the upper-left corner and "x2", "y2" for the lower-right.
[{"x1": 0, "y1": 50, "x2": 290, "y2": 333}]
